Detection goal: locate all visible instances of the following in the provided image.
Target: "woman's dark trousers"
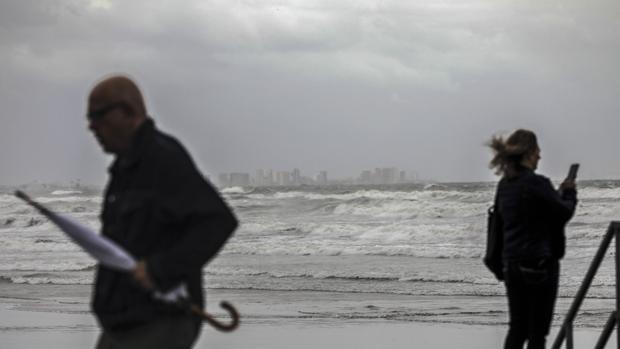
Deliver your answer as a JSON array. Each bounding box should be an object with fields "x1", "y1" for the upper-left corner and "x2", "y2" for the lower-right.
[{"x1": 504, "y1": 259, "x2": 559, "y2": 349}]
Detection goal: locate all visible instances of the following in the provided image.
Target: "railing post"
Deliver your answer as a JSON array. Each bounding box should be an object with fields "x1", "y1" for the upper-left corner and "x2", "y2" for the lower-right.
[
  {"x1": 566, "y1": 323, "x2": 573, "y2": 349},
  {"x1": 615, "y1": 222, "x2": 620, "y2": 349},
  {"x1": 551, "y1": 222, "x2": 617, "y2": 349},
  {"x1": 594, "y1": 311, "x2": 617, "y2": 349}
]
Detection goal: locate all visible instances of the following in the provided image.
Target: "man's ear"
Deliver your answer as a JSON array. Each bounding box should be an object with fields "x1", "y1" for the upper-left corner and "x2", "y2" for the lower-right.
[{"x1": 121, "y1": 103, "x2": 136, "y2": 119}]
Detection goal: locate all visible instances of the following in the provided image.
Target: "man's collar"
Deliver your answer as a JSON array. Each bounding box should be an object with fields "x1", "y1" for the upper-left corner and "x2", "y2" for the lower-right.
[{"x1": 108, "y1": 118, "x2": 155, "y2": 174}]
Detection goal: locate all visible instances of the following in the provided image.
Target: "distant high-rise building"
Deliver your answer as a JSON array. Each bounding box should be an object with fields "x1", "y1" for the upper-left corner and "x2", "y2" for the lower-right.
[
  {"x1": 276, "y1": 171, "x2": 291, "y2": 186},
  {"x1": 242, "y1": 166, "x2": 411, "y2": 186},
  {"x1": 229, "y1": 173, "x2": 250, "y2": 187},
  {"x1": 265, "y1": 169, "x2": 274, "y2": 186},
  {"x1": 255, "y1": 169, "x2": 265, "y2": 186},
  {"x1": 300, "y1": 176, "x2": 314, "y2": 185},
  {"x1": 381, "y1": 167, "x2": 398, "y2": 184},
  {"x1": 292, "y1": 168, "x2": 301, "y2": 185},
  {"x1": 359, "y1": 170, "x2": 372, "y2": 184},
  {"x1": 316, "y1": 171, "x2": 328, "y2": 185},
  {"x1": 373, "y1": 168, "x2": 382, "y2": 184},
  {"x1": 218, "y1": 173, "x2": 230, "y2": 187}
]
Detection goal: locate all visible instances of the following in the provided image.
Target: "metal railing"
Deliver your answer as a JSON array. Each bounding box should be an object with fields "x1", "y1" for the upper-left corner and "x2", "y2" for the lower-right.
[{"x1": 552, "y1": 221, "x2": 620, "y2": 349}]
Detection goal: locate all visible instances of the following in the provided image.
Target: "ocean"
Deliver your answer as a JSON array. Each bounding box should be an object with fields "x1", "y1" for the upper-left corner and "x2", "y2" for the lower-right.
[{"x1": 1, "y1": 181, "x2": 619, "y2": 330}]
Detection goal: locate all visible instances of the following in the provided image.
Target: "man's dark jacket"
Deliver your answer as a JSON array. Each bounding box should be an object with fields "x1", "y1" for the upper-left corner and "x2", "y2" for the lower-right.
[
  {"x1": 495, "y1": 168, "x2": 577, "y2": 263},
  {"x1": 93, "y1": 119, "x2": 238, "y2": 331}
]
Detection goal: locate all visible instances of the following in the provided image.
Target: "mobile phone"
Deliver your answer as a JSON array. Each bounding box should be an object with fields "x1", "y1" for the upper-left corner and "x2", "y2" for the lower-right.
[{"x1": 566, "y1": 163, "x2": 579, "y2": 181}]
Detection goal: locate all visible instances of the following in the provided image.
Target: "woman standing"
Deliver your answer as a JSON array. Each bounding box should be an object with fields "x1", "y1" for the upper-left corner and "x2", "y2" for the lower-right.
[{"x1": 488, "y1": 129, "x2": 577, "y2": 349}]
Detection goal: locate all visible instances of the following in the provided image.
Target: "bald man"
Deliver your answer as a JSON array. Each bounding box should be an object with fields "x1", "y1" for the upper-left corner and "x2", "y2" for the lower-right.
[{"x1": 87, "y1": 75, "x2": 238, "y2": 349}]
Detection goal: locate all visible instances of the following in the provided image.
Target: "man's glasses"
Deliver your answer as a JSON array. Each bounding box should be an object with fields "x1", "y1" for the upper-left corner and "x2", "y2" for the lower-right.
[{"x1": 87, "y1": 102, "x2": 130, "y2": 121}]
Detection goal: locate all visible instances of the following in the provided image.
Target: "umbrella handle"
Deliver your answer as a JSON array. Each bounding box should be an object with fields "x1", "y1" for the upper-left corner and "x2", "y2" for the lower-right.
[{"x1": 190, "y1": 301, "x2": 240, "y2": 332}]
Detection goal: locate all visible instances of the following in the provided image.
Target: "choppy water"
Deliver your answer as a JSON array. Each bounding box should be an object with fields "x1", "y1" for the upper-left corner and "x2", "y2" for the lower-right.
[{"x1": 1, "y1": 181, "x2": 620, "y2": 327}]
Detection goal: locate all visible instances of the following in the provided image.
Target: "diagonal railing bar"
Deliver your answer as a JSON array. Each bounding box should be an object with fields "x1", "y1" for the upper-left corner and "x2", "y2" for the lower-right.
[
  {"x1": 551, "y1": 221, "x2": 620, "y2": 349},
  {"x1": 593, "y1": 312, "x2": 616, "y2": 349}
]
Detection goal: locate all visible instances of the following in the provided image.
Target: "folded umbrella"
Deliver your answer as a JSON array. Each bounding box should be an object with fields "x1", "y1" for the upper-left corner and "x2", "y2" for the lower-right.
[{"x1": 15, "y1": 190, "x2": 239, "y2": 332}]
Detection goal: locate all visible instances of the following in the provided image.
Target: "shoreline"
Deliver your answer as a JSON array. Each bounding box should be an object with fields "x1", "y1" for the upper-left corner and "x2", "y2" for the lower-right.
[
  {"x1": 0, "y1": 285, "x2": 616, "y2": 348},
  {"x1": 0, "y1": 301, "x2": 611, "y2": 349}
]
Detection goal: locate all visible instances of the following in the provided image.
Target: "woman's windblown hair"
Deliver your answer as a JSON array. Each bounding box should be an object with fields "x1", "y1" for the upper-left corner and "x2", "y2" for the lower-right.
[{"x1": 488, "y1": 129, "x2": 538, "y2": 178}]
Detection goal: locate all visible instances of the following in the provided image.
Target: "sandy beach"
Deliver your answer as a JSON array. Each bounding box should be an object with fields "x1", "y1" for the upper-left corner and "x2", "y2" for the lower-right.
[
  {"x1": 0, "y1": 301, "x2": 611, "y2": 349},
  {"x1": 0, "y1": 285, "x2": 614, "y2": 349}
]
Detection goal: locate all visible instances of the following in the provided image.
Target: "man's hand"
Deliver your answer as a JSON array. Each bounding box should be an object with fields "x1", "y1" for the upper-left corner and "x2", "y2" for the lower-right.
[{"x1": 133, "y1": 260, "x2": 155, "y2": 290}]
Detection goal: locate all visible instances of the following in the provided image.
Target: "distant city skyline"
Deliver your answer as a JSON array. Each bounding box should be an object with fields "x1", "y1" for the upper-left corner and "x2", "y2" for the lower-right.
[{"x1": 217, "y1": 166, "x2": 417, "y2": 187}]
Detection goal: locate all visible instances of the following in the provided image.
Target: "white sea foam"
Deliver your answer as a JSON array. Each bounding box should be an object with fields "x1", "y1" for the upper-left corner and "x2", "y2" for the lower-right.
[
  {"x1": 205, "y1": 268, "x2": 497, "y2": 285},
  {"x1": 239, "y1": 185, "x2": 620, "y2": 206},
  {"x1": 330, "y1": 198, "x2": 487, "y2": 219},
  {"x1": 0, "y1": 259, "x2": 93, "y2": 271},
  {"x1": 221, "y1": 186, "x2": 249, "y2": 194},
  {"x1": 1, "y1": 183, "x2": 620, "y2": 303},
  {"x1": 0, "y1": 238, "x2": 79, "y2": 252},
  {"x1": 6, "y1": 274, "x2": 92, "y2": 285},
  {"x1": 246, "y1": 189, "x2": 493, "y2": 204},
  {"x1": 0, "y1": 194, "x2": 18, "y2": 203},
  {"x1": 225, "y1": 218, "x2": 486, "y2": 257},
  {"x1": 578, "y1": 187, "x2": 620, "y2": 200},
  {"x1": 35, "y1": 196, "x2": 102, "y2": 204},
  {"x1": 51, "y1": 190, "x2": 83, "y2": 196}
]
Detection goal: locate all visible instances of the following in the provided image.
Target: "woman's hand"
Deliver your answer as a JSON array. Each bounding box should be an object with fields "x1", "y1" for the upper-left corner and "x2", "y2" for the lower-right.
[{"x1": 560, "y1": 180, "x2": 576, "y2": 191}]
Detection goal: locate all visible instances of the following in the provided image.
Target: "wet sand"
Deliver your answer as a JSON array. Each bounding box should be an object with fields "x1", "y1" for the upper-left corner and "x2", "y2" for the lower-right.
[
  {"x1": 0, "y1": 304, "x2": 610, "y2": 349},
  {"x1": 0, "y1": 285, "x2": 613, "y2": 348},
  {"x1": 0, "y1": 299, "x2": 504, "y2": 349}
]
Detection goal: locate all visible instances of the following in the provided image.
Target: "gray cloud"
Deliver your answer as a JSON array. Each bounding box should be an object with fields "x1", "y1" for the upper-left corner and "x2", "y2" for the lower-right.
[{"x1": 1, "y1": 0, "x2": 619, "y2": 184}]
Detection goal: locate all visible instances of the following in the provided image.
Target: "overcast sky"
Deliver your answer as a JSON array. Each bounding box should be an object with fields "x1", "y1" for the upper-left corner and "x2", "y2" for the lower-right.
[{"x1": 1, "y1": 0, "x2": 619, "y2": 185}]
